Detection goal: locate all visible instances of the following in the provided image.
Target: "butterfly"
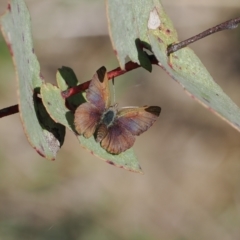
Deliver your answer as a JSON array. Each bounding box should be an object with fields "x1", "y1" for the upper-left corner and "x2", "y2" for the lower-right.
[{"x1": 74, "y1": 66, "x2": 161, "y2": 154}]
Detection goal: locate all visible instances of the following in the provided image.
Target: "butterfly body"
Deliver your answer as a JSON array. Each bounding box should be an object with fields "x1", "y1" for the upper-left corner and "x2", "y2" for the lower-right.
[
  {"x1": 101, "y1": 106, "x2": 117, "y2": 127},
  {"x1": 74, "y1": 66, "x2": 161, "y2": 154},
  {"x1": 95, "y1": 105, "x2": 117, "y2": 143}
]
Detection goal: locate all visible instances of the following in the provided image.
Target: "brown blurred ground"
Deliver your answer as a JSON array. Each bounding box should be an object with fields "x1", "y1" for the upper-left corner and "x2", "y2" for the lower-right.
[{"x1": 1, "y1": 0, "x2": 240, "y2": 239}]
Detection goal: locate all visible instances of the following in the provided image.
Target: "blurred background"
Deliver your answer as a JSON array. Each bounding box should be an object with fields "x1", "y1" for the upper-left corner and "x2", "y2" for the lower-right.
[{"x1": 1, "y1": 0, "x2": 240, "y2": 239}]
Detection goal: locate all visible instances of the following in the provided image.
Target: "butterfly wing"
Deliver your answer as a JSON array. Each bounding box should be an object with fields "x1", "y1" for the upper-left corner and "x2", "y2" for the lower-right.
[
  {"x1": 100, "y1": 123, "x2": 135, "y2": 154},
  {"x1": 99, "y1": 106, "x2": 161, "y2": 154},
  {"x1": 74, "y1": 102, "x2": 101, "y2": 138},
  {"x1": 117, "y1": 106, "x2": 161, "y2": 136},
  {"x1": 74, "y1": 66, "x2": 111, "y2": 137},
  {"x1": 86, "y1": 66, "x2": 111, "y2": 111}
]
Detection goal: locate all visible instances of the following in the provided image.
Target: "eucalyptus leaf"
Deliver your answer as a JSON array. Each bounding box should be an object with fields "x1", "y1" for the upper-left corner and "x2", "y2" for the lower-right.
[
  {"x1": 107, "y1": 0, "x2": 240, "y2": 133},
  {"x1": 0, "y1": 0, "x2": 65, "y2": 160},
  {"x1": 41, "y1": 69, "x2": 143, "y2": 173}
]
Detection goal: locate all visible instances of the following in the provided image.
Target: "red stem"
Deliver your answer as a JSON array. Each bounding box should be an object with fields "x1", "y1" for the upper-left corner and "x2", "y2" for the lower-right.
[
  {"x1": 62, "y1": 55, "x2": 158, "y2": 98},
  {"x1": 0, "y1": 56, "x2": 158, "y2": 118}
]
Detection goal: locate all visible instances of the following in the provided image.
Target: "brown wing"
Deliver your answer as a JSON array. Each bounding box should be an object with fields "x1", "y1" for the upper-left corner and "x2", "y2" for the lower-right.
[
  {"x1": 86, "y1": 66, "x2": 111, "y2": 112},
  {"x1": 100, "y1": 124, "x2": 135, "y2": 154},
  {"x1": 74, "y1": 102, "x2": 101, "y2": 138},
  {"x1": 117, "y1": 106, "x2": 161, "y2": 136}
]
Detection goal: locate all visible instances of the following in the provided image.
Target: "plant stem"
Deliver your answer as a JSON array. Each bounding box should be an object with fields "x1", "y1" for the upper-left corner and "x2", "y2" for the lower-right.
[
  {"x1": 0, "y1": 56, "x2": 158, "y2": 118},
  {"x1": 0, "y1": 104, "x2": 18, "y2": 118},
  {"x1": 61, "y1": 55, "x2": 158, "y2": 98},
  {"x1": 167, "y1": 17, "x2": 240, "y2": 55}
]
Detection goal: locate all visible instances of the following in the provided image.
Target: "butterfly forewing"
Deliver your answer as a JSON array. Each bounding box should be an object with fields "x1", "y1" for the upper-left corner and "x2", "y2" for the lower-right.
[
  {"x1": 74, "y1": 102, "x2": 101, "y2": 138},
  {"x1": 86, "y1": 66, "x2": 111, "y2": 111},
  {"x1": 117, "y1": 106, "x2": 161, "y2": 136}
]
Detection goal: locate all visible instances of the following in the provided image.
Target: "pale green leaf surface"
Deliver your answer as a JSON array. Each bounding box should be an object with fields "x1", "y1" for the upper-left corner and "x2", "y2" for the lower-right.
[
  {"x1": 41, "y1": 84, "x2": 72, "y2": 129},
  {"x1": 41, "y1": 70, "x2": 142, "y2": 173},
  {"x1": 106, "y1": 0, "x2": 161, "y2": 70},
  {"x1": 149, "y1": 36, "x2": 240, "y2": 131},
  {"x1": 57, "y1": 66, "x2": 86, "y2": 109},
  {"x1": 0, "y1": 0, "x2": 65, "y2": 160},
  {"x1": 57, "y1": 66, "x2": 78, "y2": 91},
  {"x1": 106, "y1": 0, "x2": 177, "y2": 69},
  {"x1": 107, "y1": 0, "x2": 240, "y2": 132}
]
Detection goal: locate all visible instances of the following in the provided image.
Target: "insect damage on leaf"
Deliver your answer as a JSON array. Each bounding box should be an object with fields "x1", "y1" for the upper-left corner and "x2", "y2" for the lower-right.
[{"x1": 148, "y1": 8, "x2": 161, "y2": 30}]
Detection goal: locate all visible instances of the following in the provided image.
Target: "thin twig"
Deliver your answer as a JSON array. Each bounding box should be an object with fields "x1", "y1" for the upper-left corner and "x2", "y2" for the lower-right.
[
  {"x1": 0, "y1": 104, "x2": 18, "y2": 118},
  {"x1": 167, "y1": 17, "x2": 240, "y2": 55}
]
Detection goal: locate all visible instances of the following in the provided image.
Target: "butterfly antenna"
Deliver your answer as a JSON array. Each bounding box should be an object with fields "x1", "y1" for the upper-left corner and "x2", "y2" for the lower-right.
[{"x1": 112, "y1": 77, "x2": 116, "y2": 104}]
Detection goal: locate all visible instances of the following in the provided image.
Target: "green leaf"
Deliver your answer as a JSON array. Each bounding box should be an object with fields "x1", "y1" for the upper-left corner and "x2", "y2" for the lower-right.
[
  {"x1": 106, "y1": 0, "x2": 157, "y2": 71},
  {"x1": 41, "y1": 69, "x2": 143, "y2": 173},
  {"x1": 57, "y1": 66, "x2": 86, "y2": 110},
  {"x1": 41, "y1": 83, "x2": 75, "y2": 130},
  {"x1": 107, "y1": 0, "x2": 240, "y2": 133},
  {"x1": 106, "y1": 0, "x2": 176, "y2": 68},
  {"x1": 0, "y1": 0, "x2": 65, "y2": 160},
  {"x1": 149, "y1": 36, "x2": 240, "y2": 132}
]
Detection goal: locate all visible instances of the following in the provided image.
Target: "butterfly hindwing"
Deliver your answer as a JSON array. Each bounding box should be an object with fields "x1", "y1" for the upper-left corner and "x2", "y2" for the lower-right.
[
  {"x1": 117, "y1": 106, "x2": 161, "y2": 136},
  {"x1": 74, "y1": 102, "x2": 101, "y2": 138},
  {"x1": 86, "y1": 66, "x2": 111, "y2": 112},
  {"x1": 100, "y1": 123, "x2": 135, "y2": 154}
]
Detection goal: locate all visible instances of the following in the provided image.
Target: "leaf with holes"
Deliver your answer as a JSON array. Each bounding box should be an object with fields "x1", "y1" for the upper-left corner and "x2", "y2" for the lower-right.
[
  {"x1": 107, "y1": 0, "x2": 240, "y2": 134},
  {"x1": 41, "y1": 68, "x2": 143, "y2": 173},
  {"x1": 0, "y1": 0, "x2": 65, "y2": 159}
]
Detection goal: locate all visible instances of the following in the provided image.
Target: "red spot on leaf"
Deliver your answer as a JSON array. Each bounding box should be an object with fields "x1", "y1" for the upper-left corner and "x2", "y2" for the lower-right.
[
  {"x1": 168, "y1": 61, "x2": 173, "y2": 68},
  {"x1": 34, "y1": 146, "x2": 45, "y2": 158},
  {"x1": 113, "y1": 49, "x2": 118, "y2": 55},
  {"x1": 157, "y1": 37, "x2": 163, "y2": 43},
  {"x1": 39, "y1": 73, "x2": 44, "y2": 81},
  {"x1": 166, "y1": 29, "x2": 171, "y2": 34},
  {"x1": 6, "y1": 43, "x2": 13, "y2": 56},
  {"x1": 106, "y1": 160, "x2": 115, "y2": 165},
  {"x1": 7, "y1": 3, "x2": 11, "y2": 11}
]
